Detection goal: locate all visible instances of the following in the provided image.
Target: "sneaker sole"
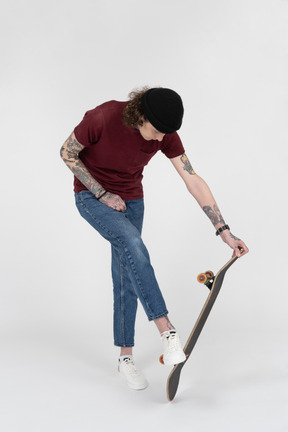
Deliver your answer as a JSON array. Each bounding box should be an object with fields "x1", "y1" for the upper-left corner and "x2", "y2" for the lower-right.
[
  {"x1": 119, "y1": 370, "x2": 149, "y2": 390},
  {"x1": 127, "y1": 381, "x2": 149, "y2": 390}
]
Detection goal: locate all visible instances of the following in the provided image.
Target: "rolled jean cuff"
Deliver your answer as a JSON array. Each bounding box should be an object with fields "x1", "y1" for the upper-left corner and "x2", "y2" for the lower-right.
[
  {"x1": 114, "y1": 342, "x2": 135, "y2": 348},
  {"x1": 147, "y1": 310, "x2": 169, "y2": 322}
]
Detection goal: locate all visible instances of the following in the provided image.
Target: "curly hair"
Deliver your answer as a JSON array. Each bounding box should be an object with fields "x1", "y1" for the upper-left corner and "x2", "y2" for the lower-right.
[{"x1": 122, "y1": 86, "x2": 151, "y2": 128}]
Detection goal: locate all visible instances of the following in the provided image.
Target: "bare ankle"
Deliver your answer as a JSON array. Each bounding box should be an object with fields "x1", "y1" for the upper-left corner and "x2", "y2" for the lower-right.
[
  {"x1": 154, "y1": 316, "x2": 175, "y2": 334},
  {"x1": 120, "y1": 347, "x2": 133, "y2": 357}
]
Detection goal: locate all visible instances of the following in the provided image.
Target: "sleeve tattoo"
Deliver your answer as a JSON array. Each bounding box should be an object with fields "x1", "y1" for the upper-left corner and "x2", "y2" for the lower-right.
[
  {"x1": 60, "y1": 134, "x2": 84, "y2": 163},
  {"x1": 202, "y1": 204, "x2": 225, "y2": 227},
  {"x1": 60, "y1": 134, "x2": 105, "y2": 196}
]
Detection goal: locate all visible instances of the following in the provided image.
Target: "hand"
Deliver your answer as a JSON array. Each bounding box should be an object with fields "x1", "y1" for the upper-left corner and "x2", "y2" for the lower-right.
[
  {"x1": 98, "y1": 191, "x2": 126, "y2": 212},
  {"x1": 220, "y1": 230, "x2": 249, "y2": 258}
]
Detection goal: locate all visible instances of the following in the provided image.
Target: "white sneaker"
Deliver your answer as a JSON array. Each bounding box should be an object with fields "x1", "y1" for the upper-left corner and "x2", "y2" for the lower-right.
[
  {"x1": 161, "y1": 330, "x2": 186, "y2": 366},
  {"x1": 118, "y1": 357, "x2": 149, "y2": 390}
]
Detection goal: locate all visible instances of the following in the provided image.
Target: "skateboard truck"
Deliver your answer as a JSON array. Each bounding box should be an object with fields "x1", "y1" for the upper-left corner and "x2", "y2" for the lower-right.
[{"x1": 197, "y1": 270, "x2": 215, "y2": 290}]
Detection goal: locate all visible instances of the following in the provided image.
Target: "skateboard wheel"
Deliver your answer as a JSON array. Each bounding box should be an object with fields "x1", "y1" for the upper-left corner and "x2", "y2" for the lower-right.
[
  {"x1": 197, "y1": 273, "x2": 207, "y2": 283},
  {"x1": 205, "y1": 271, "x2": 214, "y2": 278},
  {"x1": 159, "y1": 354, "x2": 164, "y2": 365}
]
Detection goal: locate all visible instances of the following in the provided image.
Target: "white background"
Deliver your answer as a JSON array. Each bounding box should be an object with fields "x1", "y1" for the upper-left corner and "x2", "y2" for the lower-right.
[{"x1": 1, "y1": 0, "x2": 288, "y2": 431}]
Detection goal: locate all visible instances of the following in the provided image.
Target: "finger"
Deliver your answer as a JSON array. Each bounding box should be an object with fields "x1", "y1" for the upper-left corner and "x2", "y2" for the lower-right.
[
  {"x1": 236, "y1": 244, "x2": 248, "y2": 257},
  {"x1": 240, "y1": 241, "x2": 249, "y2": 254},
  {"x1": 121, "y1": 200, "x2": 127, "y2": 212},
  {"x1": 118, "y1": 203, "x2": 126, "y2": 212},
  {"x1": 233, "y1": 247, "x2": 242, "y2": 258},
  {"x1": 119, "y1": 203, "x2": 127, "y2": 212}
]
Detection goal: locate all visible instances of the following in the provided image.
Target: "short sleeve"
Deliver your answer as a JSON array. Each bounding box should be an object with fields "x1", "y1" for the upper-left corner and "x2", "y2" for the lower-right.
[
  {"x1": 161, "y1": 132, "x2": 185, "y2": 159},
  {"x1": 74, "y1": 107, "x2": 104, "y2": 147}
]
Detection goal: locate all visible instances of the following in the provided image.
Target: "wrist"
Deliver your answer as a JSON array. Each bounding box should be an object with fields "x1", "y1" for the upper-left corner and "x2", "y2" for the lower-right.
[
  {"x1": 215, "y1": 224, "x2": 230, "y2": 236},
  {"x1": 96, "y1": 190, "x2": 108, "y2": 200}
]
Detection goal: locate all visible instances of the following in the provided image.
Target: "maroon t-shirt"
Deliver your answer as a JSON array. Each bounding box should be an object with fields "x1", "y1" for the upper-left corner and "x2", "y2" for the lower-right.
[{"x1": 73, "y1": 100, "x2": 185, "y2": 200}]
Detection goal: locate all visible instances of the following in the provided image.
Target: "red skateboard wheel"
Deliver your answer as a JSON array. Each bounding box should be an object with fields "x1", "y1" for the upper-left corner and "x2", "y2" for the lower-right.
[
  {"x1": 197, "y1": 273, "x2": 207, "y2": 283},
  {"x1": 159, "y1": 354, "x2": 164, "y2": 365}
]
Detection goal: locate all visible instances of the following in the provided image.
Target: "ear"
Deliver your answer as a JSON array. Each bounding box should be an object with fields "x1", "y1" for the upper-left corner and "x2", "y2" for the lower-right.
[{"x1": 138, "y1": 116, "x2": 147, "y2": 127}]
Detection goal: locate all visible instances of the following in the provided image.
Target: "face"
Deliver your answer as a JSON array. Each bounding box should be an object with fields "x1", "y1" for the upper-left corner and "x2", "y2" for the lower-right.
[{"x1": 138, "y1": 120, "x2": 166, "y2": 142}]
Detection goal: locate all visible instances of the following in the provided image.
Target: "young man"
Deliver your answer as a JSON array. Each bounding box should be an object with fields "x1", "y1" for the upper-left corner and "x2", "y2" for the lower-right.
[{"x1": 60, "y1": 87, "x2": 249, "y2": 391}]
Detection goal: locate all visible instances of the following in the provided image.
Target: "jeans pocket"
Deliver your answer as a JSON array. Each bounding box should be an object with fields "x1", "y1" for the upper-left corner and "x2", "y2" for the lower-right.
[{"x1": 76, "y1": 190, "x2": 94, "y2": 201}]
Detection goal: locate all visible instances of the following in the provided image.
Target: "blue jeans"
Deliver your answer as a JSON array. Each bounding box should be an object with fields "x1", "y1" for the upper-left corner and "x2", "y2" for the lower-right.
[{"x1": 75, "y1": 191, "x2": 168, "y2": 347}]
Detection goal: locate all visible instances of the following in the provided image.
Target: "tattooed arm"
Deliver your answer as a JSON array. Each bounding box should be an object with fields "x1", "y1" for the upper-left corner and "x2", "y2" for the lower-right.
[
  {"x1": 60, "y1": 132, "x2": 126, "y2": 212},
  {"x1": 170, "y1": 153, "x2": 249, "y2": 257}
]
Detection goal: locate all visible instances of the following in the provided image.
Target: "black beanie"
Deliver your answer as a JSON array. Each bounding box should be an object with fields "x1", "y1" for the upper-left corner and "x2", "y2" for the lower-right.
[{"x1": 141, "y1": 88, "x2": 184, "y2": 134}]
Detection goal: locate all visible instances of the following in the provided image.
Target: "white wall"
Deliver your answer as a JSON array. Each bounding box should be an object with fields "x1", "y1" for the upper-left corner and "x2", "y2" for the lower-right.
[{"x1": 1, "y1": 1, "x2": 287, "y2": 431}]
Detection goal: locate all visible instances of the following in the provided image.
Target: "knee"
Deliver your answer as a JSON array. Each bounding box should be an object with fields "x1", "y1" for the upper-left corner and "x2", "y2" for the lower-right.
[{"x1": 125, "y1": 237, "x2": 149, "y2": 261}]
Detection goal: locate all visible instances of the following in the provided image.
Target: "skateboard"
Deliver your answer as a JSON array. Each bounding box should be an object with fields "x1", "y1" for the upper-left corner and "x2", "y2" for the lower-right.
[{"x1": 160, "y1": 255, "x2": 239, "y2": 401}]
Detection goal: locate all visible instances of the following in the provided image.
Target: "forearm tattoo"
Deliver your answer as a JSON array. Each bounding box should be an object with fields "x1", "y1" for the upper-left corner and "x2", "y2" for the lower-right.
[
  {"x1": 202, "y1": 204, "x2": 225, "y2": 227},
  {"x1": 60, "y1": 134, "x2": 105, "y2": 196},
  {"x1": 180, "y1": 153, "x2": 195, "y2": 175}
]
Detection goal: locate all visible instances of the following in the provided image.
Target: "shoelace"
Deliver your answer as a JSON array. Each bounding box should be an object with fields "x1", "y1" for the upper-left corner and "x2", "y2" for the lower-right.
[
  {"x1": 122, "y1": 358, "x2": 141, "y2": 376},
  {"x1": 166, "y1": 333, "x2": 180, "y2": 352}
]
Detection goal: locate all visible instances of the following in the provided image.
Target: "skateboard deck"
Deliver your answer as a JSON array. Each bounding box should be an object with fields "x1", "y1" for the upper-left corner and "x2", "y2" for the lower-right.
[{"x1": 165, "y1": 255, "x2": 238, "y2": 401}]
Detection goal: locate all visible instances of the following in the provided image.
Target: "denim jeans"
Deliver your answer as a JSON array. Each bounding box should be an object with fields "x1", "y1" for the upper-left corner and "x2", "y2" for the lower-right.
[{"x1": 75, "y1": 191, "x2": 168, "y2": 347}]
